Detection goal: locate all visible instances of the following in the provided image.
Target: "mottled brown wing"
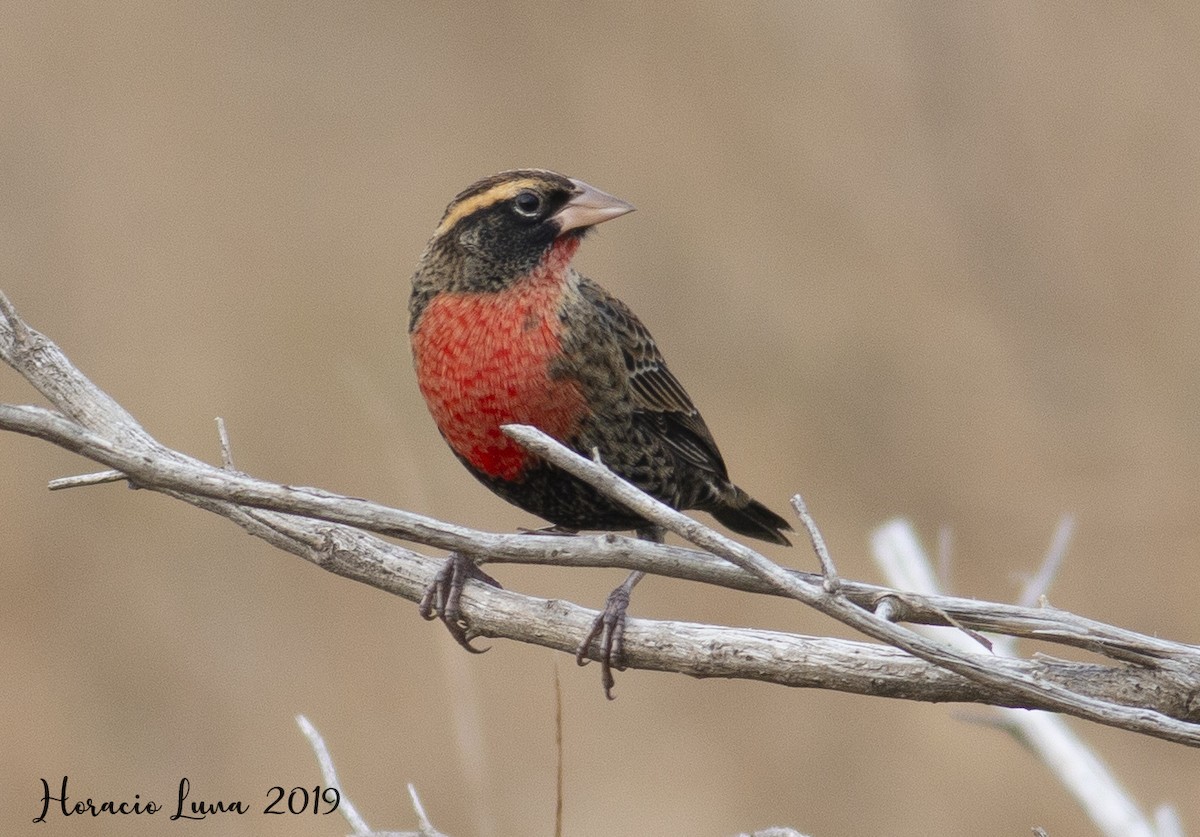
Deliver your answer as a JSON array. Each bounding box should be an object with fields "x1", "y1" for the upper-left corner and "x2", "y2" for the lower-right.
[{"x1": 580, "y1": 278, "x2": 732, "y2": 482}]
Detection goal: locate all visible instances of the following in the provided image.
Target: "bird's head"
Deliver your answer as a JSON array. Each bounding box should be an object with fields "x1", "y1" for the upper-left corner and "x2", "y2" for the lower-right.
[{"x1": 417, "y1": 170, "x2": 634, "y2": 293}]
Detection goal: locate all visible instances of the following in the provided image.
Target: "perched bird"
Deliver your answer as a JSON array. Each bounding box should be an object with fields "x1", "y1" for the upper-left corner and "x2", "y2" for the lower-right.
[{"x1": 410, "y1": 169, "x2": 790, "y2": 695}]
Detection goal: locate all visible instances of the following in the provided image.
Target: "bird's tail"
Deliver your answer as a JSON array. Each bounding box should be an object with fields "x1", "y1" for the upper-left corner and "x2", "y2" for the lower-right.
[{"x1": 710, "y1": 486, "x2": 792, "y2": 546}]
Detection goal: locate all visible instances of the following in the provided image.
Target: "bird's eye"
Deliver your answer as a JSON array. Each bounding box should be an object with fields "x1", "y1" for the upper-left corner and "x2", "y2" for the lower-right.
[{"x1": 513, "y1": 190, "x2": 543, "y2": 217}]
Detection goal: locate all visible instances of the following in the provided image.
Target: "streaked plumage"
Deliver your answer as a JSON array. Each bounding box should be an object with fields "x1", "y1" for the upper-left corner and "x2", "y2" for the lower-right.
[{"x1": 410, "y1": 169, "x2": 790, "y2": 545}]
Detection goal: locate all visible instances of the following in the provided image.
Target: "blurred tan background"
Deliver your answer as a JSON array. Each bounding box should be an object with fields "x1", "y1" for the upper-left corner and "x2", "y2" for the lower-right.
[{"x1": 3, "y1": 3, "x2": 1200, "y2": 835}]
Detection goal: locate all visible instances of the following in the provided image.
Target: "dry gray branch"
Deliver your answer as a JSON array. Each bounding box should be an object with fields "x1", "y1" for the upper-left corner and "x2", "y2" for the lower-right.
[
  {"x1": 501, "y1": 424, "x2": 1200, "y2": 744},
  {"x1": 296, "y1": 715, "x2": 449, "y2": 837},
  {"x1": 295, "y1": 715, "x2": 375, "y2": 836},
  {"x1": 3, "y1": 291, "x2": 1200, "y2": 746},
  {"x1": 872, "y1": 521, "x2": 1182, "y2": 837}
]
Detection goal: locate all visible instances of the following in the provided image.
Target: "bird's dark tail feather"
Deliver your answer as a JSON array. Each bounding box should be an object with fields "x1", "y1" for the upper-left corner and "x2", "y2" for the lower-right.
[{"x1": 711, "y1": 489, "x2": 792, "y2": 546}]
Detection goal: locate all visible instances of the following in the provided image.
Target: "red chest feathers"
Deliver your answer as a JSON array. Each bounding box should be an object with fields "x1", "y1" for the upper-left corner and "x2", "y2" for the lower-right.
[{"x1": 412, "y1": 274, "x2": 587, "y2": 481}]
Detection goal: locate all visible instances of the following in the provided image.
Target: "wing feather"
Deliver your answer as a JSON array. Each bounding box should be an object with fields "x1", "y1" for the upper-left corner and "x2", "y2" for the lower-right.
[{"x1": 581, "y1": 279, "x2": 731, "y2": 482}]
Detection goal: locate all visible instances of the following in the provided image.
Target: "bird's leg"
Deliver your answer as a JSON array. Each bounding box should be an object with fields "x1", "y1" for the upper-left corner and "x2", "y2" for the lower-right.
[
  {"x1": 576, "y1": 570, "x2": 644, "y2": 699},
  {"x1": 576, "y1": 525, "x2": 664, "y2": 699},
  {"x1": 420, "y1": 527, "x2": 576, "y2": 654},
  {"x1": 418, "y1": 552, "x2": 501, "y2": 653}
]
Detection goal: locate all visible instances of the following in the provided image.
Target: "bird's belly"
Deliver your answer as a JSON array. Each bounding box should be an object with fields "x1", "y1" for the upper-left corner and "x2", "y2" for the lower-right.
[{"x1": 412, "y1": 290, "x2": 587, "y2": 481}]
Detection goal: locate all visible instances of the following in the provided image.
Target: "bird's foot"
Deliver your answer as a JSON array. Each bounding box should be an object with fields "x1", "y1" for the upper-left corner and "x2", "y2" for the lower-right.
[
  {"x1": 418, "y1": 552, "x2": 501, "y2": 653},
  {"x1": 576, "y1": 570, "x2": 645, "y2": 700}
]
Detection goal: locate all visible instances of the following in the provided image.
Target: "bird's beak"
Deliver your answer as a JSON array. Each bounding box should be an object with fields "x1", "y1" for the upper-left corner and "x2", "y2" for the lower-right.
[{"x1": 553, "y1": 178, "x2": 635, "y2": 234}]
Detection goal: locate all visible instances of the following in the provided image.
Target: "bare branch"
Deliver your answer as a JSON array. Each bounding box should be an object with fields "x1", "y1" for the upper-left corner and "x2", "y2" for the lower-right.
[
  {"x1": 407, "y1": 784, "x2": 448, "y2": 837},
  {"x1": 1018, "y1": 513, "x2": 1075, "y2": 609},
  {"x1": 296, "y1": 715, "x2": 373, "y2": 836},
  {"x1": 500, "y1": 423, "x2": 1200, "y2": 745},
  {"x1": 47, "y1": 468, "x2": 126, "y2": 490},
  {"x1": 790, "y1": 494, "x2": 839, "y2": 592},
  {"x1": 215, "y1": 416, "x2": 236, "y2": 471},
  {"x1": 4, "y1": 291, "x2": 1200, "y2": 747},
  {"x1": 872, "y1": 520, "x2": 1178, "y2": 837},
  {"x1": 296, "y1": 715, "x2": 449, "y2": 837}
]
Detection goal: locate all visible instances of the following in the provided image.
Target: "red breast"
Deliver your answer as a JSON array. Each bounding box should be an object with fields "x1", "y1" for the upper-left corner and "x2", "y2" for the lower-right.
[{"x1": 411, "y1": 237, "x2": 588, "y2": 481}]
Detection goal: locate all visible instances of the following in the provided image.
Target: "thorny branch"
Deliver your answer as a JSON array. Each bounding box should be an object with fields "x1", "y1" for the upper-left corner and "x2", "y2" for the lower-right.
[{"x1": 3, "y1": 291, "x2": 1200, "y2": 746}]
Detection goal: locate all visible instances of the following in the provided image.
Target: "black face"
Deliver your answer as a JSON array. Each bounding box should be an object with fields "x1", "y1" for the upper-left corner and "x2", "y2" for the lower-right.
[
  {"x1": 477, "y1": 183, "x2": 574, "y2": 249},
  {"x1": 430, "y1": 171, "x2": 580, "y2": 288}
]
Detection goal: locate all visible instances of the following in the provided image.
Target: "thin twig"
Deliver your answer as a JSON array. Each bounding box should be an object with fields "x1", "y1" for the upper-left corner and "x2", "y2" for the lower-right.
[
  {"x1": 0, "y1": 291, "x2": 32, "y2": 346},
  {"x1": 1018, "y1": 514, "x2": 1074, "y2": 609},
  {"x1": 296, "y1": 715, "x2": 449, "y2": 837},
  {"x1": 295, "y1": 714, "x2": 372, "y2": 836},
  {"x1": 554, "y1": 664, "x2": 564, "y2": 837},
  {"x1": 47, "y1": 469, "x2": 126, "y2": 491},
  {"x1": 215, "y1": 416, "x2": 235, "y2": 471},
  {"x1": 874, "y1": 598, "x2": 900, "y2": 622},
  {"x1": 407, "y1": 784, "x2": 449, "y2": 837},
  {"x1": 791, "y1": 494, "x2": 840, "y2": 592}
]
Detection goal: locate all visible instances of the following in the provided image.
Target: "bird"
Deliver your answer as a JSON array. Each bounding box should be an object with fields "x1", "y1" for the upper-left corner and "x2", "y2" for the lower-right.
[{"x1": 409, "y1": 169, "x2": 790, "y2": 696}]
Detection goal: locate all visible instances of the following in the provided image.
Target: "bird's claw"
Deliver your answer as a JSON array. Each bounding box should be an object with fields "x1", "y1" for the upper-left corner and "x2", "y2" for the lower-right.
[
  {"x1": 419, "y1": 553, "x2": 500, "y2": 653},
  {"x1": 576, "y1": 584, "x2": 633, "y2": 700}
]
